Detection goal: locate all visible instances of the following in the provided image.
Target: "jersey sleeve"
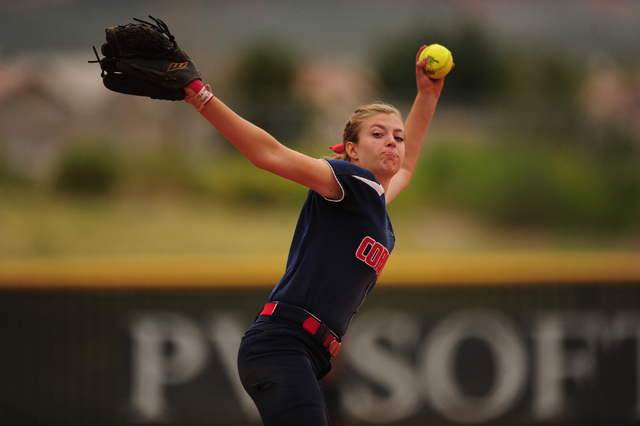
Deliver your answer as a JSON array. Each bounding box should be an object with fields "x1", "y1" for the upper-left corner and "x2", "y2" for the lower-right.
[{"x1": 322, "y1": 159, "x2": 386, "y2": 210}]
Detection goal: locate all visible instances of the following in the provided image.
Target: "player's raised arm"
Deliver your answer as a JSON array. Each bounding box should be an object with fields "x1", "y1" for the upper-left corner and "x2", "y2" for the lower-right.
[
  {"x1": 184, "y1": 84, "x2": 343, "y2": 200},
  {"x1": 385, "y1": 45, "x2": 450, "y2": 204},
  {"x1": 90, "y1": 16, "x2": 341, "y2": 200}
]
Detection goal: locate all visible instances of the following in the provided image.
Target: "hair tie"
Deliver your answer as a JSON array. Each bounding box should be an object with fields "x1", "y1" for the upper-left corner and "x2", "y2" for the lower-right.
[{"x1": 329, "y1": 143, "x2": 344, "y2": 154}]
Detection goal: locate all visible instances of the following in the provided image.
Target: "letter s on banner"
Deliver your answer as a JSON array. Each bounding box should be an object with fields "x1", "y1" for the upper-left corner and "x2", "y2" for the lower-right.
[{"x1": 342, "y1": 310, "x2": 422, "y2": 423}]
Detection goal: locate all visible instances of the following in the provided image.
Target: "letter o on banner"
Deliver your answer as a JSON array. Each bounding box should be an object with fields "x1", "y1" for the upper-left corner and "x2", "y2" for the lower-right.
[{"x1": 419, "y1": 309, "x2": 528, "y2": 423}]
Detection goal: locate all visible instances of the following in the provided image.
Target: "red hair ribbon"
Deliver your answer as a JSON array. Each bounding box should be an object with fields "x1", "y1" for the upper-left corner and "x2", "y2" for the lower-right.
[{"x1": 329, "y1": 143, "x2": 344, "y2": 154}]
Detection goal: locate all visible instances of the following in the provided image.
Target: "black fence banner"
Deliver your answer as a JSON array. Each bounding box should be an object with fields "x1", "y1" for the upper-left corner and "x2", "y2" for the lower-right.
[{"x1": 1, "y1": 253, "x2": 639, "y2": 425}]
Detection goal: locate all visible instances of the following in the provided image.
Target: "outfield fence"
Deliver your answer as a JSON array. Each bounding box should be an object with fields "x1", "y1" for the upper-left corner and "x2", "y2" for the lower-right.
[{"x1": 1, "y1": 252, "x2": 640, "y2": 425}]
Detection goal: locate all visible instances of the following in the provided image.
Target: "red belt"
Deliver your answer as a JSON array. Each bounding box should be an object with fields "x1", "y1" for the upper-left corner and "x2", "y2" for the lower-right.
[{"x1": 259, "y1": 302, "x2": 342, "y2": 357}]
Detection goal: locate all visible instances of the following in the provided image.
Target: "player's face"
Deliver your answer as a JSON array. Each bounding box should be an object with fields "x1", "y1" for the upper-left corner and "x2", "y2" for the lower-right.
[{"x1": 348, "y1": 113, "x2": 406, "y2": 182}]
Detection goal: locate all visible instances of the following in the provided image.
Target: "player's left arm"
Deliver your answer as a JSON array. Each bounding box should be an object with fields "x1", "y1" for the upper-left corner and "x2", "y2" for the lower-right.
[{"x1": 386, "y1": 46, "x2": 447, "y2": 204}]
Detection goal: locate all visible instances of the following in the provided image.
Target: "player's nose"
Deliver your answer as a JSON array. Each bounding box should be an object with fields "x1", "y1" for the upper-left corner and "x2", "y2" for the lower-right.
[{"x1": 386, "y1": 136, "x2": 397, "y2": 147}]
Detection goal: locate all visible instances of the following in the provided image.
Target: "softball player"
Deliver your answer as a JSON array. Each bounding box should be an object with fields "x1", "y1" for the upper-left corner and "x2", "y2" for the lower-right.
[{"x1": 185, "y1": 46, "x2": 447, "y2": 425}]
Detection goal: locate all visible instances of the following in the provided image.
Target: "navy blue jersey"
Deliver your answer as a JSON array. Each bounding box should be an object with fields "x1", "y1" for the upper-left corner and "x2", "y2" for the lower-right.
[{"x1": 268, "y1": 159, "x2": 396, "y2": 337}]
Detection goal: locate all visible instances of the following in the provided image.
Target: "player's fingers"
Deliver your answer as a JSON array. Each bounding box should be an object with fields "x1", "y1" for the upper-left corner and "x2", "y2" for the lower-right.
[{"x1": 416, "y1": 45, "x2": 427, "y2": 62}]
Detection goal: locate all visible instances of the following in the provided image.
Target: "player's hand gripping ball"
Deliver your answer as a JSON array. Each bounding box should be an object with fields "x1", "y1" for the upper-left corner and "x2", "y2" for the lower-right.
[{"x1": 419, "y1": 44, "x2": 453, "y2": 79}]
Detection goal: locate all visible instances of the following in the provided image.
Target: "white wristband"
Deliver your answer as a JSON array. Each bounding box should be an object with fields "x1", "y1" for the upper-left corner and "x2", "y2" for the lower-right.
[{"x1": 194, "y1": 86, "x2": 214, "y2": 111}]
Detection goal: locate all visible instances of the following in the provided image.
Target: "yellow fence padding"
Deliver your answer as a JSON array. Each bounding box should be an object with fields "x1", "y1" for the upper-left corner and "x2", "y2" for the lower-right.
[{"x1": 1, "y1": 251, "x2": 640, "y2": 289}]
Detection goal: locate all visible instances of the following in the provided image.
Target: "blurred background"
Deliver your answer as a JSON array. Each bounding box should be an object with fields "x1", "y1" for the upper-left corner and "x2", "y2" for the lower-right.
[
  {"x1": 1, "y1": 1, "x2": 640, "y2": 425},
  {"x1": 1, "y1": 0, "x2": 639, "y2": 255}
]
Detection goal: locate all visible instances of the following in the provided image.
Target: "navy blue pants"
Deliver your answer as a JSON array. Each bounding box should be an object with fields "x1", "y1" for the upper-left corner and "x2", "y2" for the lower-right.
[{"x1": 237, "y1": 317, "x2": 333, "y2": 426}]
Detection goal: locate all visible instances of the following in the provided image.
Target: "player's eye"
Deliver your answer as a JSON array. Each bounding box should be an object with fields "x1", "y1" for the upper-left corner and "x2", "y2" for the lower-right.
[
  {"x1": 395, "y1": 136, "x2": 404, "y2": 142},
  {"x1": 372, "y1": 132, "x2": 383, "y2": 137}
]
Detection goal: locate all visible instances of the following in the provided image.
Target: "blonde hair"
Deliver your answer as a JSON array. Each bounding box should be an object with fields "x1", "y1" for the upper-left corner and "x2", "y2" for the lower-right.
[{"x1": 328, "y1": 102, "x2": 404, "y2": 162}]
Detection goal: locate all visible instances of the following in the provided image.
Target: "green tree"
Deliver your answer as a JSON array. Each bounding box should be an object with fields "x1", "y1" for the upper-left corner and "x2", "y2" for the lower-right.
[
  {"x1": 373, "y1": 19, "x2": 504, "y2": 102},
  {"x1": 233, "y1": 38, "x2": 307, "y2": 144},
  {"x1": 54, "y1": 143, "x2": 121, "y2": 195}
]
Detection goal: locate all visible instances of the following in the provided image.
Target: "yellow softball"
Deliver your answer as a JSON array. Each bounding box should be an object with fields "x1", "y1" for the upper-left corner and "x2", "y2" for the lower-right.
[{"x1": 419, "y1": 44, "x2": 453, "y2": 79}]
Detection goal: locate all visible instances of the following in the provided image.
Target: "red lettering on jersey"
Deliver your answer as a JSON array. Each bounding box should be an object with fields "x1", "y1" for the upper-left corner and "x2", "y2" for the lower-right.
[
  {"x1": 356, "y1": 236, "x2": 375, "y2": 262},
  {"x1": 366, "y1": 242, "x2": 383, "y2": 264},
  {"x1": 355, "y1": 236, "x2": 390, "y2": 276},
  {"x1": 374, "y1": 249, "x2": 390, "y2": 276}
]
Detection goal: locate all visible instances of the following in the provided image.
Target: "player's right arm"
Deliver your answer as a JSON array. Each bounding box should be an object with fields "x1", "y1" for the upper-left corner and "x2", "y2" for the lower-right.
[{"x1": 188, "y1": 91, "x2": 343, "y2": 200}]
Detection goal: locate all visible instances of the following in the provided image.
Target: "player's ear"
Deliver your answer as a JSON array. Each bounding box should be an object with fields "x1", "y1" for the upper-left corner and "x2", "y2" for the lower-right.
[{"x1": 345, "y1": 141, "x2": 358, "y2": 160}]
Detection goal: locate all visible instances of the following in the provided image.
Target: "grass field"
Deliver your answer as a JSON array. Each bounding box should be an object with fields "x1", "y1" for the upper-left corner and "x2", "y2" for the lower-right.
[
  {"x1": 0, "y1": 184, "x2": 299, "y2": 258},
  {"x1": 2, "y1": 182, "x2": 639, "y2": 260}
]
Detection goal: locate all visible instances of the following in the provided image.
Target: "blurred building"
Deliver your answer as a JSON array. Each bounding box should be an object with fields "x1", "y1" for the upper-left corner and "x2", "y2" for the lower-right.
[{"x1": 0, "y1": 52, "x2": 217, "y2": 177}]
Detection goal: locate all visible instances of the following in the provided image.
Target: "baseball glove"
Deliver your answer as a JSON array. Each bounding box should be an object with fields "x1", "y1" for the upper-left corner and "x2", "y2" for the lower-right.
[{"x1": 90, "y1": 16, "x2": 201, "y2": 101}]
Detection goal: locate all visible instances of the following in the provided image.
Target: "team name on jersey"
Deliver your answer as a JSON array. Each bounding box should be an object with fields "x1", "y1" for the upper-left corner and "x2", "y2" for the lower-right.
[{"x1": 355, "y1": 236, "x2": 390, "y2": 276}]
